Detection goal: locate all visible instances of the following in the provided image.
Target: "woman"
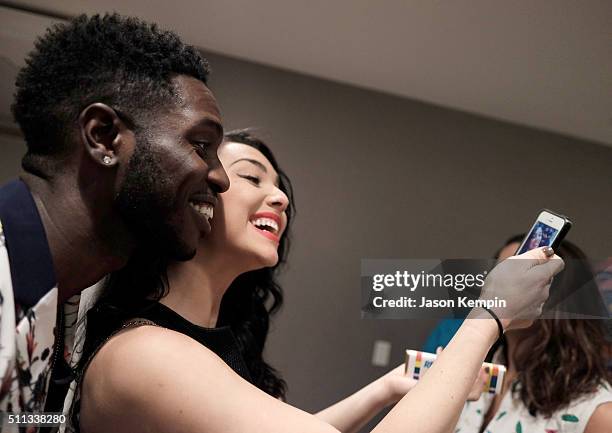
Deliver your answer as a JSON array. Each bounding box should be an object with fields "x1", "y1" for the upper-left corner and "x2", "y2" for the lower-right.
[
  {"x1": 455, "y1": 236, "x2": 612, "y2": 433},
  {"x1": 76, "y1": 131, "x2": 563, "y2": 433}
]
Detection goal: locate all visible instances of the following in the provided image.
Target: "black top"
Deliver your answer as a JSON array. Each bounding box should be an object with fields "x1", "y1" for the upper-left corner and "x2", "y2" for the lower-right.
[
  {"x1": 68, "y1": 301, "x2": 253, "y2": 432},
  {"x1": 134, "y1": 301, "x2": 253, "y2": 383}
]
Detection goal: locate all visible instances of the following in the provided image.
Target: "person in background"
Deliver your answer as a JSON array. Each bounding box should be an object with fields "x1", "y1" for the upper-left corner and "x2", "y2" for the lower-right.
[
  {"x1": 423, "y1": 318, "x2": 464, "y2": 354},
  {"x1": 594, "y1": 258, "x2": 612, "y2": 357},
  {"x1": 454, "y1": 236, "x2": 612, "y2": 433}
]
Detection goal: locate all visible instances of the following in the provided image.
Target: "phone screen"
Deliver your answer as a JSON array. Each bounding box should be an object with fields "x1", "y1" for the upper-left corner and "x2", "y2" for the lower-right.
[{"x1": 517, "y1": 221, "x2": 560, "y2": 254}]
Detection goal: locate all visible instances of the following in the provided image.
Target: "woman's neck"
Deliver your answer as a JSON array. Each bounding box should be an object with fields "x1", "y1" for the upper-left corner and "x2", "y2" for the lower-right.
[{"x1": 162, "y1": 248, "x2": 241, "y2": 328}]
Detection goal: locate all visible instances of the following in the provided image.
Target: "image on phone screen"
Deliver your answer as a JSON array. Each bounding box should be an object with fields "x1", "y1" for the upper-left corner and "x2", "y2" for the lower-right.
[{"x1": 517, "y1": 221, "x2": 559, "y2": 254}]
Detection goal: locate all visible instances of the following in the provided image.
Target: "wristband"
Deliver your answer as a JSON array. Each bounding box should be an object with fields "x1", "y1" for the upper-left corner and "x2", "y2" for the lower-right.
[{"x1": 482, "y1": 306, "x2": 504, "y2": 340}]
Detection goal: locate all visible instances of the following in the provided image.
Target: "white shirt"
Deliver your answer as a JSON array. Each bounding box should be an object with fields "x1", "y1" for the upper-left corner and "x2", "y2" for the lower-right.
[{"x1": 455, "y1": 380, "x2": 612, "y2": 433}]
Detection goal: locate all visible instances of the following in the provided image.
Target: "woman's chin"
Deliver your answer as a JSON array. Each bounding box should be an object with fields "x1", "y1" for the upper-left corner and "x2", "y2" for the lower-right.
[{"x1": 254, "y1": 250, "x2": 280, "y2": 268}]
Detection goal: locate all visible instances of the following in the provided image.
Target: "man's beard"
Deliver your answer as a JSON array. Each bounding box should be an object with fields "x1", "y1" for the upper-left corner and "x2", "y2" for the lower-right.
[{"x1": 115, "y1": 136, "x2": 194, "y2": 261}]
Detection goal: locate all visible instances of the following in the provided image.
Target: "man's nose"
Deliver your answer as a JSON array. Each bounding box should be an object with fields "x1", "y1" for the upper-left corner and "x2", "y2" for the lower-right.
[{"x1": 208, "y1": 163, "x2": 230, "y2": 194}]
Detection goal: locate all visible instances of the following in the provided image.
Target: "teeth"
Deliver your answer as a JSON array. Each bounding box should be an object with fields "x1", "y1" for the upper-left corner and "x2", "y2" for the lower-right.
[
  {"x1": 252, "y1": 217, "x2": 279, "y2": 233},
  {"x1": 189, "y1": 202, "x2": 213, "y2": 221}
]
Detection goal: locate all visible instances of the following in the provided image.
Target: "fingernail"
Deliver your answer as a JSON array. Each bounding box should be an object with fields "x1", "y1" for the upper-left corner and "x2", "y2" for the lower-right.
[{"x1": 543, "y1": 247, "x2": 554, "y2": 257}]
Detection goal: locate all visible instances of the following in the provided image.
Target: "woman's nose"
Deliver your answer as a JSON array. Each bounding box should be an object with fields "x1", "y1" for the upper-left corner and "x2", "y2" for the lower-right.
[{"x1": 267, "y1": 187, "x2": 289, "y2": 212}]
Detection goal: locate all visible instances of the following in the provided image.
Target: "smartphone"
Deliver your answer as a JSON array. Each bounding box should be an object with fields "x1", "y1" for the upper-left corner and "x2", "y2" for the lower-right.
[{"x1": 516, "y1": 209, "x2": 572, "y2": 255}]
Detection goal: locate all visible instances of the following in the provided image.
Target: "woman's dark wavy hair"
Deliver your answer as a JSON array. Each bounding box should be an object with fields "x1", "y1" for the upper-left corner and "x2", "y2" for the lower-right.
[
  {"x1": 80, "y1": 129, "x2": 292, "y2": 400},
  {"x1": 498, "y1": 235, "x2": 611, "y2": 417},
  {"x1": 216, "y1": 129, "x2": 294, "y2": 398}
]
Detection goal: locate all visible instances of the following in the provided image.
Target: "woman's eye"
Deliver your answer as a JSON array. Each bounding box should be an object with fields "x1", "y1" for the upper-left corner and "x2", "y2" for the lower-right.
[{"x1": 239, "y1": 174, "x2": 261, "y2": 185}]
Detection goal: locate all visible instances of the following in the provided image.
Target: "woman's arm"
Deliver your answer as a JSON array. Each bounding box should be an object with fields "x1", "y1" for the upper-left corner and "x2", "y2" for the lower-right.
[
  {"x1": 81, "y1": 319, "x2": 496, "y2": 433},
  {"x1": 314, "y1": 364, "x2": 416, "y2": 433},
  {"x1": 375, "y1": 247, "x2": 564, "y2": 433},
  {"x1": 315, "y1": 362, "x2": 487, "y2": 433},
  {"x1": 80, "y1": 248, "x2": 562, "y2": 433},
  {"x1": 373, "y1": 317, "x2": 497, "y2": 433}
]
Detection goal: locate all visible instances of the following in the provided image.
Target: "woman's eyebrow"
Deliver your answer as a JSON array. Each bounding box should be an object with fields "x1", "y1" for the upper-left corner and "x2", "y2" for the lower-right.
[{"x1": 230, "y1": 158, "x2": 267, "y2": 173}]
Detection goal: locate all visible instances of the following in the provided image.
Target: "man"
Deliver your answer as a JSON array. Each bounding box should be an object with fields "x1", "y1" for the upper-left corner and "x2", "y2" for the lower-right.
[{"x1": 0, "y1": 13, "x2": 229, "y2": 421}]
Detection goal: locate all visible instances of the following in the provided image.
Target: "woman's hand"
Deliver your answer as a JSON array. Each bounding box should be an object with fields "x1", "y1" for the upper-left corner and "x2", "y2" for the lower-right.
[
  {"x1": 467, "y1": 368, "x2": 489, "y2": 401},
  {"x1": 478, "y1": 246, "x2": 564, "y2": 331}
]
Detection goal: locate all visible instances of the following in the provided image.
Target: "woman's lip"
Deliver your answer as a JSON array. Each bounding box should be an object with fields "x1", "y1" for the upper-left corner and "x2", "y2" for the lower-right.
[
  {"x1": 251, "y1": 211, "x2": 281, "y2": 225},
  {"x1": 252, "y1": 225, "x2": 280, "y2": 243}
]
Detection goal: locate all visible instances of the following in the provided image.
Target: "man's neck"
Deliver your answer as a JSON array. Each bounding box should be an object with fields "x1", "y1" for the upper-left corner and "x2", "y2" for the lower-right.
[{"x1": 23, "y1": 173, "x2": 134, "y2": 303}]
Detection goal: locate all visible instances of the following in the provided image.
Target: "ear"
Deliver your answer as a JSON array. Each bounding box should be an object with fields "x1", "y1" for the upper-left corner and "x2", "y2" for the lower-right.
[{"x1": 78, "y1": 103, "x2": 131, "y2": 168}]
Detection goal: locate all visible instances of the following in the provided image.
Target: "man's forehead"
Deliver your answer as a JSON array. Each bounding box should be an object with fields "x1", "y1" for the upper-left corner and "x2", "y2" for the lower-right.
[{"x1": 170, "y1": 75, "x2": 221, "y2": 120}]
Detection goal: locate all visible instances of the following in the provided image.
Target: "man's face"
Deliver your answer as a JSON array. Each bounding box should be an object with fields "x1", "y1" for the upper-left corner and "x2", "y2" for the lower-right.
[{"x1": 115, "y1": 75, "x2": 229, "y2": 261}]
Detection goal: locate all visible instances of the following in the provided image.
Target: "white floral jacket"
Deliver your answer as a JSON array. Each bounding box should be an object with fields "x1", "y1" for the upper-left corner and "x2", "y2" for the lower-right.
[{"x1": 0, "y1": 180, "x2": 82, "y2": 433}]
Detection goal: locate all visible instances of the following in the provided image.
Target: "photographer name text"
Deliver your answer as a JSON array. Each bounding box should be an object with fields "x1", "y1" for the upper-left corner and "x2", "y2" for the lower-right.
[{"x1": 371, "y1": 296, "x2": 506, "y2": 309}]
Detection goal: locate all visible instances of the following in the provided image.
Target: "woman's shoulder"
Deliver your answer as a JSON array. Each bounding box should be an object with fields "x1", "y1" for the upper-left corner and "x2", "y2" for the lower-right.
[
  {"x1": 80, "y1": 325, "x2": 230, "y2": 433},
  {"x1": 555, "y1": 381, "x2": 612, "y2": 433},
  {"x1": 584, "y1": 400, "x2": 612, "y2": 433},
  {"x1": 79, "y1": 323, "x2": 339, "y2": 433},
  {"x1": 84, "y1": 323, "x2": 223, "y2": 386}
]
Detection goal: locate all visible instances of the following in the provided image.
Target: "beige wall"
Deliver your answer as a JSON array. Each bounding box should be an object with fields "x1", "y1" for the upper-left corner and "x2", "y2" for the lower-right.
[{"x1": 2, "y1": 49, "x2": 611, "y2": 431}]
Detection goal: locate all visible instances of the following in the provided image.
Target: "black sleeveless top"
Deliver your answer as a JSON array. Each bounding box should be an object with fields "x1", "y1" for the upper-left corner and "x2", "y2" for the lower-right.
[
  {"x1": 135, "y1": 302, "x2": 253, "y2": 382},
  {"x1": 66, "y1": 301, "x2": 253, "y2": 432}
]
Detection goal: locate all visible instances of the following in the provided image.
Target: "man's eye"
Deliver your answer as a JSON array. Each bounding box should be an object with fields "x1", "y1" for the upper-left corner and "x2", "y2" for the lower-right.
[
  {"x1": 239, "y1": 174, "x2": 261, "y2": 185},
  {"x1": 192, "y1": 141, "x2": 210, "y2": 157}
]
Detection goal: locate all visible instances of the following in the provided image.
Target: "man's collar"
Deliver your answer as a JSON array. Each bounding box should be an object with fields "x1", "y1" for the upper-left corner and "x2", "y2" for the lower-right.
[{"x1": 0, "y1": 179, "x2": 57, "y2": 309}]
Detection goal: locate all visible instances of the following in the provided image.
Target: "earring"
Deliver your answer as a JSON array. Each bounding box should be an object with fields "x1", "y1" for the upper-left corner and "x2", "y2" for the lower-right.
[{"x1": 103, "y1": 156, "x2": 112, "y2": 165}]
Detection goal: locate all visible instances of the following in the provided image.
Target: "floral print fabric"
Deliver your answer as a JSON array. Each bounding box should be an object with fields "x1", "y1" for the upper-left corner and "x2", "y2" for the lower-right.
[
  {"x1": 0, "y1": 220, "x2": 82, "y2": 432},
  {"x1": 454, "y1": 380, "x2": 612, "y2": 433}
]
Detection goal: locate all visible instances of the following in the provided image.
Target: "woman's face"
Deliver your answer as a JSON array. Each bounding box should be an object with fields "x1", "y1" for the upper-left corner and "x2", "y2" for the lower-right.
[
  {"x1": 202, "y1": 141, "x2": 289, "y2": 270},
  {"x1": 528, "y1": 227, "x2": 543, "y2": 249}
]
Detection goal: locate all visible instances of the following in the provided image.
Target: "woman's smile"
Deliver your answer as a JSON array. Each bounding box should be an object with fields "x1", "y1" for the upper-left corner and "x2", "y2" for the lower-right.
[{"x1": 249, "y1": 211, "x2": 282, "y2": 243}]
